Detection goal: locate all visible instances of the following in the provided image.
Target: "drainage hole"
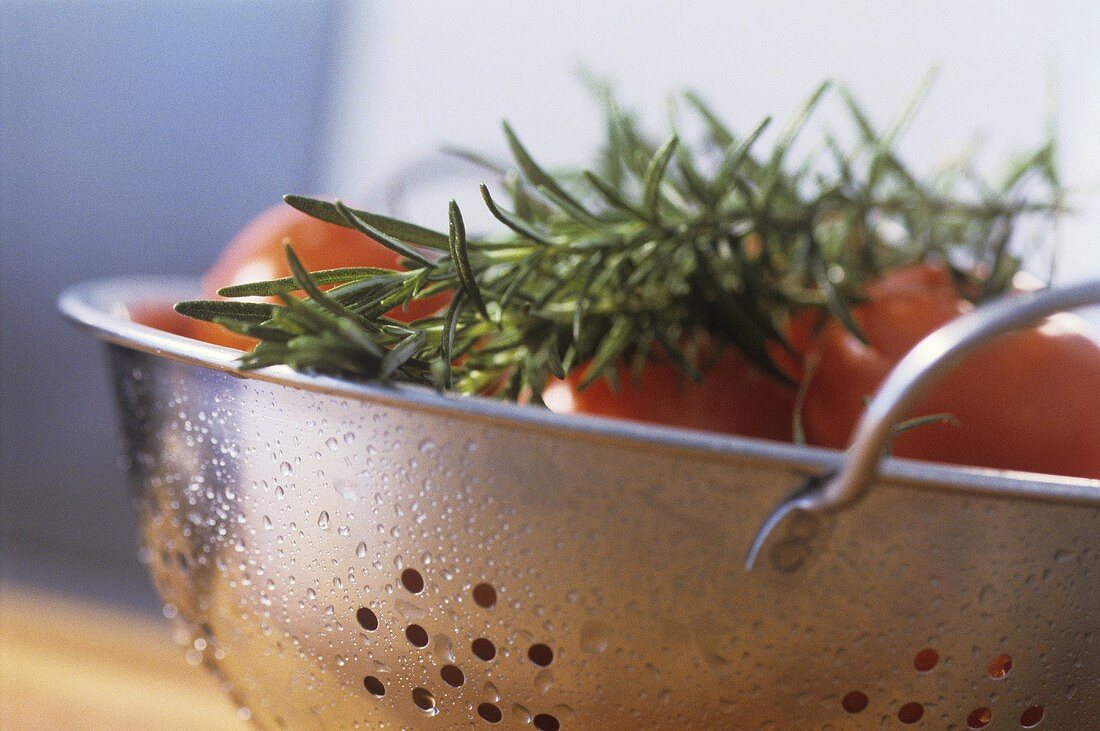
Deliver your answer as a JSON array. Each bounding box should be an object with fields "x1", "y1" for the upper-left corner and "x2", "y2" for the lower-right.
[
  {"x1": 533, "y1": 713, "x2": 560, "y2": 730},
  {"x1": 967, "y1": 707, "x2": 992, "y2": 729},
  {"x1": 528, "y1": 643, "x2": 554, "y2": 667},
  {"x1": 405, "y1": 624, "x2": 429, "y2": 648},
  {"x1": 988, "y1": 653, "x2": 1013, "y2": 679},
  {"x1": 472, "y1": 637, "x2": 496, "y2": 661},
  {"x1": 412, "y1": 687, "x2": 438, "y2": 716},
  {"x1": 1020, "y1": 705, "x2": 1044, "y2": 728},
  {"x1": 356, "y1": 607, "x2": 378, "y2": 632},
  {"x1": 913, "y1": 647, "x2": 939, "y2": 672},
  {"x1": 841, "y1": 691, "x2": 869, "y2": 714},
  {"x1": 898, "y1": 702, "x2": 924, "y2": 724},
  {"x1": 362, "y1": 676, "x2": 385, "y2": 697},
  {"x1": 440, "y1": 664, "x2": 465, "y2": 687},
  {"x1": 401, "y1": 568, "x2": 425, "y2": 594},
  {"x1": 477, "y1": 702, "x2": 502, "y2": 723},
  {"x1": 472, "y1": 582, "x2": 497, "y2": 608}
]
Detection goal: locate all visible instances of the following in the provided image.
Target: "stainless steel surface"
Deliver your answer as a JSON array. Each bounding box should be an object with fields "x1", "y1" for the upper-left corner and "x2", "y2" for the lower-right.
[
  {"x1": 747, "y1": 280, "x2": 1100, "y2": 569},
  {"x1": 61, "y1": 278, "x2": 1100, "y2": 730}
]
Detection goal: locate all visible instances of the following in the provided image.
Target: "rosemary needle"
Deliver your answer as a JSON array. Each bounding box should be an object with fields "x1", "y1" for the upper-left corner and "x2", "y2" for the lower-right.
[{"x1": 177, "y1": 80, "x2": 1064, "y2": 401}]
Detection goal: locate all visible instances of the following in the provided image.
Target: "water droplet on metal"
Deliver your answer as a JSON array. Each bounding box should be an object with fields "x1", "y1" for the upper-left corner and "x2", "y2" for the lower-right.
[
  {"x1": 433, "y1": 634, "x2": 455, "y2": 663},
  {"x1": 394, "y1": 598, "x2": 426, "y2": 621},
  {"x1": 534, "y1": 668, "x2": 554, "y2": 694},
  {"x1": 483, "y1": 681, "x2": 500, "y2": 701},
  {"x1": 580, "y1": 620, "x2": 611, "y2": 654}
]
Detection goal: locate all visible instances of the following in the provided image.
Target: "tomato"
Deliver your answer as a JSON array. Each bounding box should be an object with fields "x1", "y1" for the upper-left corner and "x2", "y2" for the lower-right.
[
  {"x1": 129, "y1": 301, "x2": 197, "y2": 337},
  {"x1": 546, "y1": 344, "x2": 797, "y2": 442},
  {"x1": 190, "y1": 204, "x2": 449, "y2": 349},
  {"x1": 800, "y1": 263, "x2": 1100, "y2": 479}
]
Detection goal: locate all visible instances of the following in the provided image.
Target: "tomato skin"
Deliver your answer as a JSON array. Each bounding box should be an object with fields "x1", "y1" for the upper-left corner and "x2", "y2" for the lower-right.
[
  {"x1": 800, "y1": 264, "x2": 966, "y2": 449},
  {"x1": 191, "y1": 204, "x2": 449, "y2": 349},
  {"x1": 129, "y1": 301, "x2": 197, "y2": 337},
  {"x1": 801, "y1": 263, "x2": 1100, "y2": 479},
  {"x1": 548, "y1": 346, "x2": 797, "y2": 442}
]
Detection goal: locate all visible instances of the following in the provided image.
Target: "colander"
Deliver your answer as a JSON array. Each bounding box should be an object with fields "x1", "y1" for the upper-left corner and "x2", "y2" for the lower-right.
[{"x1": 60, "y1": 277, "x2": 1100, "y2": 730}]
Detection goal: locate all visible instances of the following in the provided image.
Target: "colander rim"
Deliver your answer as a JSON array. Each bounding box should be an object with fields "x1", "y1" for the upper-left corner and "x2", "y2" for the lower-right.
[{"x1": 59, "y1": 275, "x2": 1100, "y2": 508}]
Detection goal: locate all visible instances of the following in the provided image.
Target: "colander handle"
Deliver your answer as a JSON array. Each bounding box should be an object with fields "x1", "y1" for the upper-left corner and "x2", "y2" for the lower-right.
[{"x1": 745, "y1": 278, "x2": 1100, "y2": 569}]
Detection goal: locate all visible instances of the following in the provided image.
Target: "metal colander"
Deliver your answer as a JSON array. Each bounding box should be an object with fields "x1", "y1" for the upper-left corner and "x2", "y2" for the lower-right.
[{"x1": 60, "y1": 277, "x2": 1100, "y2": 730}]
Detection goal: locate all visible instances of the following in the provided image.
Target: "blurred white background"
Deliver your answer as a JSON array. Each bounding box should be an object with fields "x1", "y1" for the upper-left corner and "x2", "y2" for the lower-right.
[
  {"x1": 2, "y1": 1, "x2": 1097, "y2": 612},
  {"x1": 322, "y1": 0, "x2": 1100, "y2": 283}
]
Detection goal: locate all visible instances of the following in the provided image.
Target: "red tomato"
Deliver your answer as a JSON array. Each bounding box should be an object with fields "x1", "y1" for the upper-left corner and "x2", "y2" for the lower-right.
[
  {"x1": 546, "y1": 344, "x2": 797, "y2": 442},
  {"x1": 129, "y1": 301, "x2": 197, "y2": 337},
  {"x1": 191, "y1": 204, "x2": 449, "y2": 349},
  {"x1": 800, "y1": 263, "x2": 1100, "y2": 479}
]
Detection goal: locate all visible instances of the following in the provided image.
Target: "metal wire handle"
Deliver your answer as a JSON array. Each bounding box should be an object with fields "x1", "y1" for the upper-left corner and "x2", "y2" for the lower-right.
[{"x1": 746, "y1": 278, "x2": 1100, "y2": 569}]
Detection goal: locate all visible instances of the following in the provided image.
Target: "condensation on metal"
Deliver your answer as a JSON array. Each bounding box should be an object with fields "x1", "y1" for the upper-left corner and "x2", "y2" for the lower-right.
[{"x1": 63, "y1": 279, "x2": 1100, "y2": 729}]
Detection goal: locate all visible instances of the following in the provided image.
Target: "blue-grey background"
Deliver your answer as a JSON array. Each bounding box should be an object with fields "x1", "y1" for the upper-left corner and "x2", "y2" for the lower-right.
[
  {"x1": 2, "y1": 1, "x2": 1097, "y2": 613},
  {"x1": 0, "y1": 1, "x2": 341, "y2": 610}
]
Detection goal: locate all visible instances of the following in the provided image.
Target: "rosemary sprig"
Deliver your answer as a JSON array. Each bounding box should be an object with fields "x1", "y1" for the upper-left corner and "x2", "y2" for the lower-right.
[{"x1": 177, "y1": 80, "x2": 1064, "y2": 401}]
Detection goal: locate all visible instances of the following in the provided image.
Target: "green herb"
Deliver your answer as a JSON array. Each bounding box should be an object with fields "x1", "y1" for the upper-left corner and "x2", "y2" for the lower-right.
[{"x1": 176, "y1": 78, "x2": 1064, "y2": 400}]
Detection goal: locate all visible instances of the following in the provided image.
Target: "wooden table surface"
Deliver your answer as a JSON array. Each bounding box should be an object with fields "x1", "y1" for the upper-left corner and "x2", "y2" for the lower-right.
[{"x1": 0, "y1": 582, "x2": 243, "y2": 730}]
